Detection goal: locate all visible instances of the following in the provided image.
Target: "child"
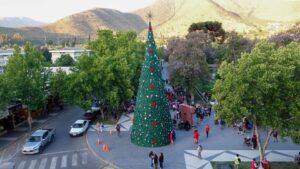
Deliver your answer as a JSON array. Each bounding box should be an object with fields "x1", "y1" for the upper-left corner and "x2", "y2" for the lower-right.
[{"x1": 205, "y1": 124, "x2": 210, "y2": 138}]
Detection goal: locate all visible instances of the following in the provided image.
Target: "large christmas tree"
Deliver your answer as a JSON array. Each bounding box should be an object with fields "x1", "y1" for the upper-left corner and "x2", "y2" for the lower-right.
[{"x1": 131, "y1": 20, "x2": 172, "y2": 147}]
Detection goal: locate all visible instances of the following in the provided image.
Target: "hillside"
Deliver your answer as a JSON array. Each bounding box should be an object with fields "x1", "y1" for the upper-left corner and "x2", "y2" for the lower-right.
[
  {"x1": 135, "y1": 0, "x2": 300, "y2": 38},
  {"x1": 1, "y1": 0, "x2": 300, "y2": 44},
  {"x1": 43, "y1": 8, "x2": 147, "y2": 38},
  {"x1": 0, "y1": 8, "x2": 147, "y2": 44},
  {"x1": 0, "y1": 17, "x2": 45, "y2": 28}
]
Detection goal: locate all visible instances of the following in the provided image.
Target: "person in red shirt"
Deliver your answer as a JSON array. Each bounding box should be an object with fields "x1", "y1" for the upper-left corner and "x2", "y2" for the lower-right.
[
  {"x1": 251, "y1": 158, "x2": 258, "y2": 169},
  {"x1": 193, "y1": 130, "x2": 199, "y2": 144},
  {"x1": 205, "y1": 124, "x2": 210, "y2": 138},
  {"x1": 170, "y1": 130, "x2": 174, "y2": 144}
]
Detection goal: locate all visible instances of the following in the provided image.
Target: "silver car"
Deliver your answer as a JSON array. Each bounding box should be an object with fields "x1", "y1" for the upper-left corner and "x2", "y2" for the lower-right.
[{"x1": 22, "y1": 128, "x2": 55, "y2": 154}]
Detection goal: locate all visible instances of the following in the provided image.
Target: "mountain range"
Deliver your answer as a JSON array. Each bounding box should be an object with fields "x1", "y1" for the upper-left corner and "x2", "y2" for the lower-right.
[
  {"x1": 0, "y1": 17, "x2": 45, "y2": 28},
  {"x1": 1, "y1": 0, "x2": 300, "y2": 44}
]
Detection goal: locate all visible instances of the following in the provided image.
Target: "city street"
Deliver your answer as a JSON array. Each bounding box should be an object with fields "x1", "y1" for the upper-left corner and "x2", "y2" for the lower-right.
[{"x1": 1, "y1": 106, "x2": 104, "y2": 169}]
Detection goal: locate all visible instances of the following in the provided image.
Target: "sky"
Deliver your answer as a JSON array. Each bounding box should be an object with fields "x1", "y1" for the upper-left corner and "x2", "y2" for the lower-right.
[{"x1": 0, "y1": 0, "x2": 156, "y2": 23}]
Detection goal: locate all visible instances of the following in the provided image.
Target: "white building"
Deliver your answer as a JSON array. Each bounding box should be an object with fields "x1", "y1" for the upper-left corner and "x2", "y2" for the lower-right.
[
  {"x1": 45, "y1": 67, "x2": 72, "y2": 75},
  {"x1": 0, "y1": 49, "x2": 14, "y2": 73},
  {"x1": 49, "y1": 48, "x2": 91, "y2": 63}
]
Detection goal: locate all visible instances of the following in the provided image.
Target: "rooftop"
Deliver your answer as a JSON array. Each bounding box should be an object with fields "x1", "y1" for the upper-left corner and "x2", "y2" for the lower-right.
[{"x1": 49, "y1": 48, "x2": 91, "y2": 53}]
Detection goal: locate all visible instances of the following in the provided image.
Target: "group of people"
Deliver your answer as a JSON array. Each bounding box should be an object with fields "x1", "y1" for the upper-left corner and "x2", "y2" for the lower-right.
[
  {"x1": 148, "y1": 151, "x2": 164, "y2": 169},
  {"x1": 234, "y1": 154, "x2": 271, "y2": 169}
]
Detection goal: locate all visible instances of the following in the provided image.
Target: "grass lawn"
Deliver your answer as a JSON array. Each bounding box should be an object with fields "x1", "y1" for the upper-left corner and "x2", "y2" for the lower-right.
[{"x1": 211, "y1": 162, "x2": 300, "y2": 169}]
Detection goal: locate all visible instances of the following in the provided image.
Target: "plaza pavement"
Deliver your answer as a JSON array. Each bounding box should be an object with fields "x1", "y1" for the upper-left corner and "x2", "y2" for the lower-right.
[{"x1": 87, "y1": 111, "x2": 300, "y2": 169}]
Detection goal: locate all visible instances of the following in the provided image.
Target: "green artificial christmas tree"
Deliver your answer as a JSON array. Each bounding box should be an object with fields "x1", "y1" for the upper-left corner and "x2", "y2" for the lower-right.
[{"x1": 131, "y1": 19, "x2": 172, "y2": 147}]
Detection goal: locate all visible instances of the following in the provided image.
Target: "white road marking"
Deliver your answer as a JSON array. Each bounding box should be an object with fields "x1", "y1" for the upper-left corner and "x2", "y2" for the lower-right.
[
  {"x1": 72, "y1": 153, "x2": 78, "y2": 166},
  {"x1": 61, "y1": 155, "x2": 67, "y2": 168},
  {"x1": 49, "y1": 156, "x2": 58, "y2": 169},
  {"x1": 81, "y1": 152, "x2": 88, "y2": 165},
  {"x1": 39, "y1": 148, "x2": 88, "y2": 156},
  {"x1": 16, "y1": 161, "x2": 26, "y2": 169},
  {"x1": 38, "y1": 158, "x2": 48, "y2": 169},
  {"x1": 28, "y1": 159, "x2": 37, "y2": 169}
]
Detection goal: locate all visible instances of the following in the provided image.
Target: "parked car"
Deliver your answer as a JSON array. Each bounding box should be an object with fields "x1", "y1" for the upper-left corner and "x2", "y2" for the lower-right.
[
  {"x1": 0, "y1": 162, "x2": 15, "y2": 169},
  {"x1": 22, "y1": 128, "x2": 56, "y2": 154},
  {"x1": 81, "y1": 110, "x2": 96, "y2": 121},
  {"x1": 69, "y1": 120, "x2": 89, "y2": 136}
]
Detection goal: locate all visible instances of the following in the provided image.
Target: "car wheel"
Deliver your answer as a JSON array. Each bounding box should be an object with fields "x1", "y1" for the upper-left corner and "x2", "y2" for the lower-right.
[{"x1": 39, "y1": 146, "x2": 44, "y2": 154}]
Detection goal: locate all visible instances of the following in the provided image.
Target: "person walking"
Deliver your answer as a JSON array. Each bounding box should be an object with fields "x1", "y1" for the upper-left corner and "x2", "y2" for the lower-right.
[
  {"x1": 197, "y1": 144, "x2": 203, "y2": 159},
  {"x1": 251, "y1": 158, "x2": 258, "y2": 169},
  {"x1": 149, "y1": 151, "x2": 154, "y2": 168},
  {"x1": 193, "y1": 130, "x2": 199, "y2": 144},
  {"x1": 116, "y1": 123, "x2": 121, "y2": 137},
  {"x1": 205, "y1": 124, "x2": 210, "y2": 138},
  {"x1": 154, "y1": 153, "x2": 158, "y2": 169},
  {"x1": 170, "y1": 130, "x2": 174, "y2": 144},
  {"x1": 252, "y1": 134, "x2": 257, "y2": 149},
  {"x1": 234, "y1": 154, "x2": 241, "y2": 169},
  {"x1": 272, "y1": 131, "x2": 278, "y2": 142},
  {"x1": 159, "y1": 152, "x2": 164, "y2": 169}
]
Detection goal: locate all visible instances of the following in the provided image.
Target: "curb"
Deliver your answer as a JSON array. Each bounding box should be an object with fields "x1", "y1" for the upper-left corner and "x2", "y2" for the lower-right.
[
  {"x1": 85, "y1": 131, "x2": 120, "y2": 169},
  {"x1": 0, "y1": 108, "x2": 65, "y2": 153}
]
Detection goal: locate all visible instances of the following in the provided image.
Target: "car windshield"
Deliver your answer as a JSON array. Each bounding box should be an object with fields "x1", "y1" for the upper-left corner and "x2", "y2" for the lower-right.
[
  {"x1": 28, "y1": 136, "x2": 41, "y2": 142},
  {"x1": 73, "y1": 123, "x2": 84, "y2": 128}
]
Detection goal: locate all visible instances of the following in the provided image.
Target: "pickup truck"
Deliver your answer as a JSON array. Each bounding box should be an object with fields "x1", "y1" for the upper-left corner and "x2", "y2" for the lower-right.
[{"x1": 22, "y1": 128, "x2": 56, "y2": 154}]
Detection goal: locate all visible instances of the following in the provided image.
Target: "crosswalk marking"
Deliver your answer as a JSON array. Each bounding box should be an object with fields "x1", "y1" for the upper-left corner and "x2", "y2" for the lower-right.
[
  {"x1": 28, "y1": 159, "x2": 37, "y2": 169},
  {"x1": 38, "y1": 158, "x2": 48, "y2": 169},
  {"x1": 82, "y1": 152, "x2": 88, "y2": 165},
  {"x1": 16, "y1": 161, "x2": 26, "y2": 169},
  {"x1": 61, "y1": 155, "x2": 67, "y2": 168},
  {"x1": 72, "y1": 153, "x2": 78, "y2": 166},
  {"x1": 49, "y1": 156, "x2": 58, "y2": 169}
]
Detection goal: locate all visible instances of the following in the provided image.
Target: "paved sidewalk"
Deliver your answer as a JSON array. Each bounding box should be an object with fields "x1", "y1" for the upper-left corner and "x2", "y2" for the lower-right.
[{"x1": 87, "y1": 111, "x2": 300, "y2": 169}]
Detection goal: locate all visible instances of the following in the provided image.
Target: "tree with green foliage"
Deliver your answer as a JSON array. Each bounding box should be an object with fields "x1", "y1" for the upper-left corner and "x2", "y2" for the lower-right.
[
  {"x1": 213, "y1": 31, "x2": 254, "y2": 64},
  {"x1": 4, "y1": 43, "x2": 47, "y2": 131},
  {"x1": 39, "y1": 47, "x2": 52, "y2": 64},
  {"x1": 167, "y1": 31, "x2": 210, "y2": 100},
  {"x1": 0, "y1": 74, "x2": 11, "y2": 111},
  {"x1": 49, "y1": 69, "x2": 69, "y2": 100},
  {"x1": 131, "y1": 21, "x2": 172, "y2": 147},
  {"x1": 213, "y1": 41, "x2": 300, "y2": 162},
  {"x1": 188, "y1": 21, "x2": 226, "y2": 44},
  {"x1": 54, "y1": 54, "x2": 75, "y2": 67},
  {"x1": 58, "y1": 30, "x2": 144, "y2": 112}
]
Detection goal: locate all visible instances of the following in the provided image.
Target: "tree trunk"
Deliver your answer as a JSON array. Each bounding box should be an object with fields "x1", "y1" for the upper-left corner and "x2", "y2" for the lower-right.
[
  {"x1": 190, "y1": 92, "x2": 194, "y2": 103},
  {"x1": 253, "y1": 115, "x2": 273, "y2": 168},
  {"x1": 27, "y1": 108, "x2": 32, "y2": 132},
  {"x1": 253, "y1": 115, "x2": 264, "y2": 161}
]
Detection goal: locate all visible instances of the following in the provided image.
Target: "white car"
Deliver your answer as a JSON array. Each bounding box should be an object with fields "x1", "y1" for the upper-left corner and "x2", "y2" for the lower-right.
[{"x1": 69, "y1": 120, "x2": 89, "y2": 137}]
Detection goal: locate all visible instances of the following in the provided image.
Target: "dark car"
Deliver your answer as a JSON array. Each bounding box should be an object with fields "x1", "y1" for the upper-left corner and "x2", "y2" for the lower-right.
[{"x1": 81, "y1": 110, "x2": 96, "y2": 121}]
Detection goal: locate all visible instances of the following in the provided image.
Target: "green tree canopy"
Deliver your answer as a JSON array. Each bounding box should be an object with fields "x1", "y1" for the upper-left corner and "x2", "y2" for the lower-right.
[
  {"x1": 188, "y1": 21, "x2": 226, "y2": 44},
  {"x1": 55, "y1": 30, "x2": 145, "y2": 111},
  {"x1": 213, "y1": 41, "x2": 300, "y2": 161},
  {"x1": 54, "y1": 54, "x2": 75, "y2": 67},
  {"x1": 214, "y1": 31, "x2": 255, "y2": 64},
  {"x1": 4, "y1": 43, "x2": 47, "y2": 130}
]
